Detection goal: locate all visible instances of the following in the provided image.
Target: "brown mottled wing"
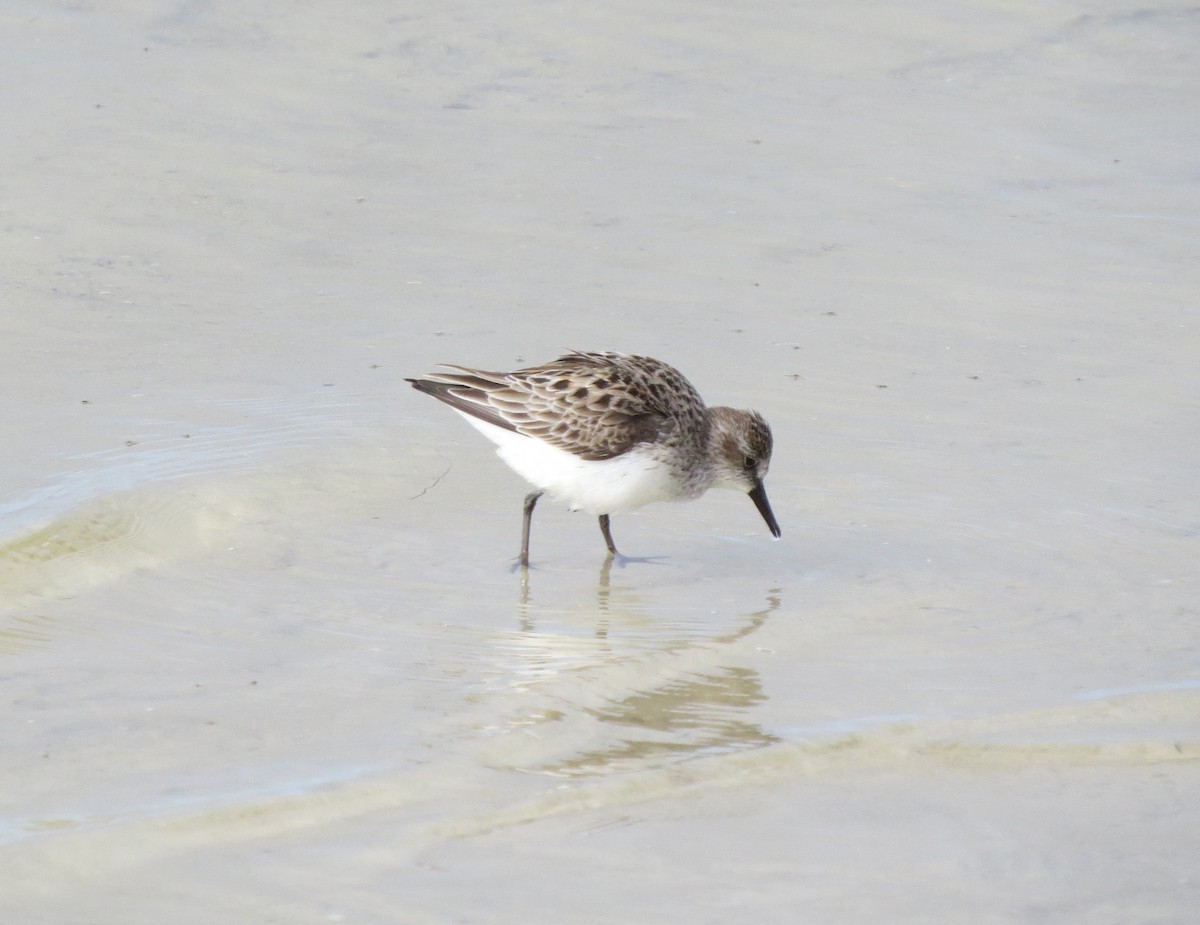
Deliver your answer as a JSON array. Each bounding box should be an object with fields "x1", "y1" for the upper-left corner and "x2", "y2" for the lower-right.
[{"x1": 409, "y1": 351, "x2": 702, "y2": 461}]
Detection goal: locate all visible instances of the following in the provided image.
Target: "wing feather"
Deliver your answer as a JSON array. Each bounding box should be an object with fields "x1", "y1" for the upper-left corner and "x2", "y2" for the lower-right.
[{"x1": 409, "y1": 351, "x2": 703, "y2": 460}]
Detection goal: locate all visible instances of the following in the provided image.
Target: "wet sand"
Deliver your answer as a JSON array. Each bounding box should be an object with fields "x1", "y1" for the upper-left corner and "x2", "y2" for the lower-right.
[{"x1": 2, "y1": 2, "x2": 1198, "y2": 922}]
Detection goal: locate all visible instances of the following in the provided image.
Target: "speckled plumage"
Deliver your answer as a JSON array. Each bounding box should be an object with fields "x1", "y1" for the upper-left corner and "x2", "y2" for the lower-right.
[{"x1": 408, "y1": 350, "x2": 780, "y2": 565}]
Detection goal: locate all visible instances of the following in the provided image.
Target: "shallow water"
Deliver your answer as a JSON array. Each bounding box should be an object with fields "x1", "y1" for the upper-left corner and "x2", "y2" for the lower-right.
[{"x1": 3, "y1": 2, "x2": 1198, "y2": 922}]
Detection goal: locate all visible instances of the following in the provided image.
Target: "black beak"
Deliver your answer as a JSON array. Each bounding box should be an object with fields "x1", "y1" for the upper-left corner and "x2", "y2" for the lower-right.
[{"x1": 748, "y1": 480, "x2": 781, "y2": 538}]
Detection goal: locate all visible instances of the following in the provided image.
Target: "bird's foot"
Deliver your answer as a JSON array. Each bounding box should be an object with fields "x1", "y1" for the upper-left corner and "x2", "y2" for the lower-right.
[{"x1": 607, "y1": 552, "x2": 670, "y2": 568}]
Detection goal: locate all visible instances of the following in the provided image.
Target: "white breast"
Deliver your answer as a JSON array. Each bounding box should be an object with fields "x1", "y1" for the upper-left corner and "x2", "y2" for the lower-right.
[{"x1": 451, "y1": 411, "x2": 689, "y2": 515}]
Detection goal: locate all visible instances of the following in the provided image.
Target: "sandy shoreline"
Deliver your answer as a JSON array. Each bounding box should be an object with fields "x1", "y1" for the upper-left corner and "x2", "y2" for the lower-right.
[{"x1": 3, "y1": 2, "x2": 1198, "y2": 922}]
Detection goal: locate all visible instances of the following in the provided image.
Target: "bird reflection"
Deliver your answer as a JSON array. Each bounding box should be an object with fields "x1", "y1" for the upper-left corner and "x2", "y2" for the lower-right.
[
  {"x1": 554, "y1": 664, "x2": 779, "y2": 776},
  {"x1": 509, "y1": 572, "x2": 783, "y2": 777},
  {"x1": 517, "y1": 552, "x2": 666, "y2": 635}
]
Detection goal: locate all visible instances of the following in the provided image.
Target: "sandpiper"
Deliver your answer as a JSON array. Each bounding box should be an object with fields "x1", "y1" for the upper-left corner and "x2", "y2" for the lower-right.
[{"x1": 408, "y1": 350, "x2": 780, "y2": 566}]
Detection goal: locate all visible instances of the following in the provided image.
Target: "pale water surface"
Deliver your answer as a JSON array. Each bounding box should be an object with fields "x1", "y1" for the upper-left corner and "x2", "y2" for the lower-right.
[{"x1": 2, "y1": 2, "x2": 1198, "y2": 923}]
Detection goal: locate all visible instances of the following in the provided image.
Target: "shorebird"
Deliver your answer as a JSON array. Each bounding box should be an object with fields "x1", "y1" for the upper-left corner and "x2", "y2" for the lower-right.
[{"x1": 408, "y1": 350, "x2": 780, "y2": 566}]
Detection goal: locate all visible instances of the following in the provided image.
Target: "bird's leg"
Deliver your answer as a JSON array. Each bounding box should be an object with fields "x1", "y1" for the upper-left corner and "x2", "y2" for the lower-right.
[
  {"x1": 598, "y1": 514, "x2": 619, "y2": 558},
  {"x1": 520, "y1": 491, "x2": 544, "y2": 567}
]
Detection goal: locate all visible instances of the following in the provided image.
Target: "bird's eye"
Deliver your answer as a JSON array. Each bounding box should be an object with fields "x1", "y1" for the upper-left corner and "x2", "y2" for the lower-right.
[{"x1": 743, "y1": 455, "x2": 757, "y2": 470}]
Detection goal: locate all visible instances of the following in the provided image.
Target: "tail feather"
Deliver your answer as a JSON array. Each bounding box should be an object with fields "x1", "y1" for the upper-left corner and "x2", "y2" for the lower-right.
[{"x1": 407, "y1": 376, "x2": 519, "y2": 434}]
